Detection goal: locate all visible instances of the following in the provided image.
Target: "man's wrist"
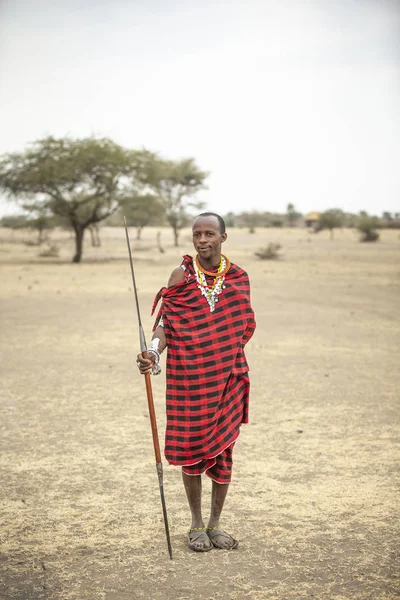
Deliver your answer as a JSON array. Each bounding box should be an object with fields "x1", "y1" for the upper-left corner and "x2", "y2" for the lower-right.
[{"x1": 147, "y1": 349, "x2": 160, "y2": 364}]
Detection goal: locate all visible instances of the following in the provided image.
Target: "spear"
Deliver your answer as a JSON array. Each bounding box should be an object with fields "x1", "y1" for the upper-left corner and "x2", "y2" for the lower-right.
[{"x1": 124, "y1": 217, "x2": 173, "y2": 560}]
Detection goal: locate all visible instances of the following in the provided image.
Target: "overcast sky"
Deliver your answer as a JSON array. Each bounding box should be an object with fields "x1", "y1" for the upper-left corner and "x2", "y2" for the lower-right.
[{"x1": 0, "y1": 0, "x2": 399, "y2": 216}]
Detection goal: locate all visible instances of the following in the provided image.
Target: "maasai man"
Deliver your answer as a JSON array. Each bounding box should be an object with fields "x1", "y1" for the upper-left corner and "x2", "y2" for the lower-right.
[{"x1": 137, "y1": 212, "x2": 256, "y2": 552}]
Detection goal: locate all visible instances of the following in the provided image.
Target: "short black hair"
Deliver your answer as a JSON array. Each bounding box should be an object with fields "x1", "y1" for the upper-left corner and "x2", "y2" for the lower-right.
[{"x1": 195, "y1": 212, "x2": 226, "y2": 234}]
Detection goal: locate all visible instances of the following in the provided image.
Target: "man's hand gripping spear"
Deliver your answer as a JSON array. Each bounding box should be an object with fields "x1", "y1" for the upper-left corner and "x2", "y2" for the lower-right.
[{"x1": 124, "y1": 218, "x2": 173, "y2": 560}]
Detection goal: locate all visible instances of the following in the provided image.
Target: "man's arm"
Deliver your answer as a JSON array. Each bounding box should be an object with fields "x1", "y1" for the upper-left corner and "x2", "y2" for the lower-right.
[
  {"x1": 137, "y1": 266, "x2": 185, "y2": 374},
  {"x1": 167, "y1": 266, "x2": 186, "y2": 287}
]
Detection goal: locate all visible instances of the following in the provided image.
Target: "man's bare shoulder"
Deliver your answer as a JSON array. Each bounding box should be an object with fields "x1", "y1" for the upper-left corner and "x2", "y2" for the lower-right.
[{"x1": 167, "y1": 266, "x2": 185, "y2": 287}]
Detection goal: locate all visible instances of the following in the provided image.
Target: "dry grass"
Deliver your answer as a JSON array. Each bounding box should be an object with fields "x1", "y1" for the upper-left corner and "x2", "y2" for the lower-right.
[{"x1": 0, "y1": 226, "x2": 399, "y2": 600}]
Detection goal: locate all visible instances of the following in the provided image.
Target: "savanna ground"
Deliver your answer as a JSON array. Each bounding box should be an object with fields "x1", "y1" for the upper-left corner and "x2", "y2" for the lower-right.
[{"x1": 0, "y1": 225, "x2": 399, "y2": 600}]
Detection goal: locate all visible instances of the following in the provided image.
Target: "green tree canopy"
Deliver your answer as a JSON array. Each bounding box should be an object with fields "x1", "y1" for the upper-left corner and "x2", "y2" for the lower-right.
[
  {"x1": 318, "y1": 209, "x2": 345, "y2": 239},
  {"x1": 0, "y1": 136, "x2": 151, "y2": 262},
  {"x1": 146, "y1": 157, "x2": 208, "y2": 246},
  {"x1": 122, "y1": 193, "x2": 164, "y2": 239}
]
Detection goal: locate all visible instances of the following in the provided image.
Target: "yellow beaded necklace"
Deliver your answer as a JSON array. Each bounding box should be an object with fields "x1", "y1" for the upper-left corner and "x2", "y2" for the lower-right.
[
  {"x1": 193, "y1": 254, "x2": 230, "y2": 312},
  {"x1": 195, "y1": 254, "x2": 231, "y2": 278}
]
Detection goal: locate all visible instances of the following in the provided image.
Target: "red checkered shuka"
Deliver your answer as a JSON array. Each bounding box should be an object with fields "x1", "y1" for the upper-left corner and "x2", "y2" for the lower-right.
[{"x1": 152, "y1": 255, "x2": 256, "y2": 466}]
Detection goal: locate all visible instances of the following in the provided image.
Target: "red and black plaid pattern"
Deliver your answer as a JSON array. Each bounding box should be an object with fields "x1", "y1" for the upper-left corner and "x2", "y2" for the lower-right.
[
  {"x1": 182, "y1": 441, "x2": 236, "y2": 484},
  {"x1": 152, "y1": 255, "x2": 256, "y2": 467}
]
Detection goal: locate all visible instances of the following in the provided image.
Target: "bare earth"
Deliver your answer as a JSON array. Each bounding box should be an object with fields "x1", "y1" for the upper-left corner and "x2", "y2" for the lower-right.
[{"x1": 0, "y1": 226, "x2": 399, "y2": 600}]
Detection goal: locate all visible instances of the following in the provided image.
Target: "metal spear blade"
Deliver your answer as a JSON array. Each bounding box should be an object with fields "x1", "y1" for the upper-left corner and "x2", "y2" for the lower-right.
[{"x1": 157, "y1": 462, "x2": 173, "y2": 560}]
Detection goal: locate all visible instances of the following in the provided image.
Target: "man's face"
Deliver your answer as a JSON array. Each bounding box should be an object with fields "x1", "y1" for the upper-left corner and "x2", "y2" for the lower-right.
[{"x1": 192, "y1": 216, "x2": 227, "y2": 262}]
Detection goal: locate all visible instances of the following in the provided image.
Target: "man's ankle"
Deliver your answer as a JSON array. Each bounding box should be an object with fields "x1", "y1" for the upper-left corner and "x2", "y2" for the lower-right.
[
  {"x1": 207, "y1": 521, "x2": 220, "y2": 529},
  {"x1": 190, "y1": 521, "x2": 205, "y2": 530}
]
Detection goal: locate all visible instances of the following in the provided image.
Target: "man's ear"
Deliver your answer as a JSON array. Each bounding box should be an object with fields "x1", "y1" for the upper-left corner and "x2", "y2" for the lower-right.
[{"x1": 221, "y1": 232, "x2": 227, "y2": 243}]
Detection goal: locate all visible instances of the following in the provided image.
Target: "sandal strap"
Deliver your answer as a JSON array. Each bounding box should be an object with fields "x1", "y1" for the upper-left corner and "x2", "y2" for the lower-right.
[
  {"x1": 206, "y1": 527, "x2": 239, "y2": 549},
  {"x1": 188, "y1": 526, "x2": 207, "y2": 532}
]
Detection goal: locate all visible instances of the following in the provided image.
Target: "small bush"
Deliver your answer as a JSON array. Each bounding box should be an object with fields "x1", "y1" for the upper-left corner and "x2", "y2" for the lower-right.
[
  {"x1": 38, "y1": 243, "x2": 60, "y2": 258},
  {"x1": 357, "y1": 216, "x2": 380, "y2": 243},
  {"x1": 360, "y1": 230, "x2": 379, "y2": 242},
  {"x1": 255, "y1": 243, "x2": 282, "y2": 260}
]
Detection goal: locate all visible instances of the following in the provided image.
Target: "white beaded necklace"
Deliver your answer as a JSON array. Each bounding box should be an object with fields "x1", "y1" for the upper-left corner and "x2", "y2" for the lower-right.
[{"x1": 193, "y1": 255, "x2": 227, "y2": 312}]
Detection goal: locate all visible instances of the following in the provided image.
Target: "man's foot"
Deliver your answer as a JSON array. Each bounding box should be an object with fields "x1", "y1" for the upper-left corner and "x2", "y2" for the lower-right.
[
  {"x1": 206, "y1": 527, "x2": 239, "y2": 550},
  {"x1": 187, "y1": 527, "x2": 213, "y2": 552}
]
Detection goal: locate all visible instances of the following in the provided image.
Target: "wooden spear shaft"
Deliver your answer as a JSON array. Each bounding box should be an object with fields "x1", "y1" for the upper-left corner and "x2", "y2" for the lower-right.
[{"x1": 124, "y1": 218, "x2": 173, "y2": 560}]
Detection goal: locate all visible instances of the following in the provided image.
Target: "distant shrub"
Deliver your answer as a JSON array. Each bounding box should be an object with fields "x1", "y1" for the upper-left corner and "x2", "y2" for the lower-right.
[
  {"x1": 361, "y1": 230, "x2": 379, "y2": 242},
  {"x1": 318, "y1": 209, "x2": 345, "y2": 239},
  {"x1": 255, "y1": 243, "x2": 282, "y2": 260},
  {"x1": 38, "y1": 243, "x2": 60, "y2": 258},
  {"x1": 0, "y1": 215, "x2": 30, "y2": 229},
  {"x1": 357, "y1": 216, "x2": 380, "y2": 243}
]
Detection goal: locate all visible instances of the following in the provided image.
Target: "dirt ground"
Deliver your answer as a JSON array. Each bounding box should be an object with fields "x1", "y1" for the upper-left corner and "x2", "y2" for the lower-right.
[{"x1": 0, "y1": 225, "x2": 399, "y2": 600}]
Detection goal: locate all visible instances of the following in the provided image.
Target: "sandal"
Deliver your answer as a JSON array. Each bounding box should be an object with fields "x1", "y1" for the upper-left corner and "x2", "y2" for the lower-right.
[
  {"x1": 187, "y1": 527, "x2": 213, "y2": 552},
  {"x1": 206, "y1": 526, "x2": 239, "y2": 550}
]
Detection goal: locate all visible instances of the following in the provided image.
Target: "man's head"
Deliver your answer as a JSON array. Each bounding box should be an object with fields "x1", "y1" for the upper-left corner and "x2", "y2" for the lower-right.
[{"x1": 192, "y1": 212, "x2": 227, "y2": 265}]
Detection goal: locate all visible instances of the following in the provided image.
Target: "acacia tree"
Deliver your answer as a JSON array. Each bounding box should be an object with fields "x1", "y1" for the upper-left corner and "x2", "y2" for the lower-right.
[
  {"x1": 27, "y1": 211, "x2": 55, "y2": 245},
  {"x1": 318, "y1": 209, "x2": 345, "y2": 239},
  {"x1": 122, "y1": 193, "x2": 164, "y2": 240},
  {"x1": 286, "y1": 203, "x2": 301, "y2": 227},
  {"x1": 147, "y1": 158, "x2": 208, "y2": 246},
  {"x1": 0, "y1": 136, "x2": 149, "y2": 262}
]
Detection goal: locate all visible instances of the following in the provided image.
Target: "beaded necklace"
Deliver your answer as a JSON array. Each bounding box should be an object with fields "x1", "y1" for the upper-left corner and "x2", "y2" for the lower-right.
[{"x1": 193, "y1": 254, "x2": 231, "y2": 312}]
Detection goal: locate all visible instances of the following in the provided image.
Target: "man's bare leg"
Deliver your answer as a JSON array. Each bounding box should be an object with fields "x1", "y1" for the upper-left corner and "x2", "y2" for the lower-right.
[
  {"x1": 207, "y1": 480, "x2": 238, "y2": 549},
  {"x1": 182, "y1": 472, "x2": 212, "y2": 551}
]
